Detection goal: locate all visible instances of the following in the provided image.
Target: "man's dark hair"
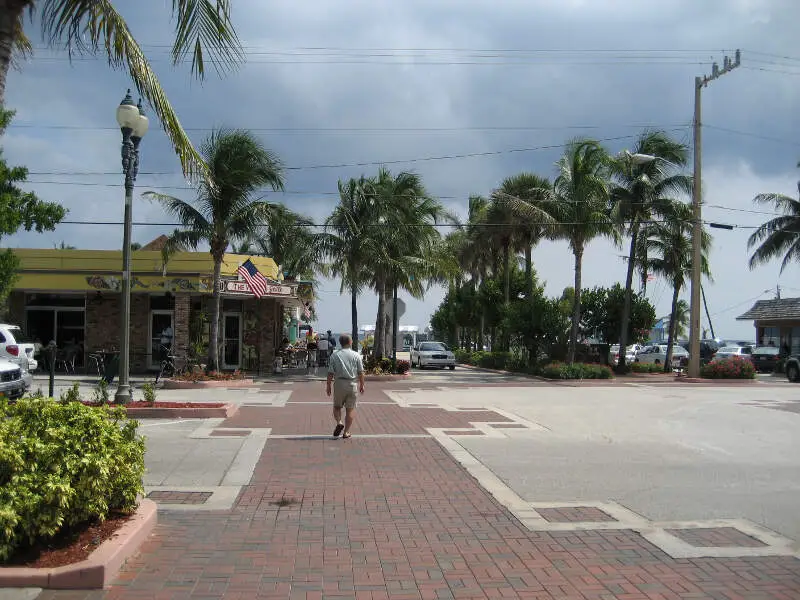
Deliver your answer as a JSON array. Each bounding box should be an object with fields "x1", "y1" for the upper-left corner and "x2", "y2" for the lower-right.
[{"x1": 339, "y1": 334, "x2": 352, "y2": 347}]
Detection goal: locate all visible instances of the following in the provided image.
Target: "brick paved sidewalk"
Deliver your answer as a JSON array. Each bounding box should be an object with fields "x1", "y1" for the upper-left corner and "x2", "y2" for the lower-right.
[{"x1": 38, "y1": 382, "x2": 800, "y2": 600}]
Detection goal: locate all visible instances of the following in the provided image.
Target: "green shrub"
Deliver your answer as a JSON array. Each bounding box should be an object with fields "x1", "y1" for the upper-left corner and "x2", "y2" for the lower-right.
[
  {"x1": 59, "y1": 381, "x2": 82, "y2": 403},
  {"x1": 505, "y1": 355, "x2": 528, "y2": 372},
  {"x1": 477, "y1": 351, "x2": 511, "y2": 370},
  {"x1": 700, "y1": 356, "x2": 756, "y2": 379},
  {"x1": 454, "y1": 349, "x2": 473, "y2": 364},
  {"x1": 630, "y1": 362, "x2": 663, "y2": 374},
  {"x1": 539, "y1": 362, "x2": 614, "y2": 380},
  {"x1": 141, "y1": 382, "x2": 156, "y2": 404},
  {"x1": 92, "y1": 379, "x2": 110, "y2": 405},
  {"x1": 0, "y1": 396, "x2": 145, "y2": 562}
]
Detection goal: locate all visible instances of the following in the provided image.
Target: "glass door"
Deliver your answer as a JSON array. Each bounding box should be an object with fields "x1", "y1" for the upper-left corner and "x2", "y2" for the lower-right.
[
  {"x1": 222, "y1": 312, "x2": 241, "y2": 370},
  {"x1": 149, "y1": 310, "x2": 174, "y2": 370}
]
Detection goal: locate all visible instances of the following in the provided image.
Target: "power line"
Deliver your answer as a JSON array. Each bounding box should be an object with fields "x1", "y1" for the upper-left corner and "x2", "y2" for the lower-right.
[{"x1": 702, "y1": 124, "x2": 800, "y2": 147}]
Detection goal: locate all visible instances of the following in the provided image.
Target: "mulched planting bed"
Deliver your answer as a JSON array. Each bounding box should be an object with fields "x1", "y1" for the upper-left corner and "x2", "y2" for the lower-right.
[
  {"x1": 3, "y1": 513, "x2": 132, "y2": 569},
  {"x1": 81, "y1": 401, "x2": 225, "y2": 409}
]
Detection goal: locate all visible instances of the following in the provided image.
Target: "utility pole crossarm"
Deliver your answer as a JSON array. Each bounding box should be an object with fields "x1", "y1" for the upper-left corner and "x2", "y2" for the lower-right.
[{"x1": 688, "y1": 49, "x2": 741, "y2": 378}]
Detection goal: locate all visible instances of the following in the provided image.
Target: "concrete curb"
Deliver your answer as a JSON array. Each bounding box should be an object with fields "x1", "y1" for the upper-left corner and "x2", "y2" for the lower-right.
[
  {"x1": 0, "y1": 499, "x2": 158, "y2": 589},
  {"x1": 365, "y1": 374, "x2": 411, "y2": 382},
  {"x1": 161, "y1": 378, "x2": 256, "y2": 389},
  {"x1": 126, "y1": 403, "x2": 239, "y2": 419}
]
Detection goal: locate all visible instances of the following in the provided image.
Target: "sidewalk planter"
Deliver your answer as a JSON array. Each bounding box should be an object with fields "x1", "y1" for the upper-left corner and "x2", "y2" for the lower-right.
[
  {"x1": 0, "y1": 499, "x2": 157, "y2": 590},
  {"x1": 124, "y1": 402, "x2": 239, "y2": 418},
  {"x1": 161, "y1": 378, "x2": 256, "y2": 389},
  {"x1": 365, "y1": 374, "x2": 412, "y2": 382}
]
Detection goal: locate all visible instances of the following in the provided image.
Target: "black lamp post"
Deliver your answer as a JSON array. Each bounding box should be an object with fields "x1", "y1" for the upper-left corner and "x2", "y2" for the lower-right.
[{"x1": 114, "y1": 89, "x2": 148, "y2": 403}]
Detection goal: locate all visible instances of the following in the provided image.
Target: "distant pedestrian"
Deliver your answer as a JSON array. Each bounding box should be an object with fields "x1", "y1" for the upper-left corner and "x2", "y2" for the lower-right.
[{"x1": 326, "y1": 334, "x2": 365, "y2": 439}]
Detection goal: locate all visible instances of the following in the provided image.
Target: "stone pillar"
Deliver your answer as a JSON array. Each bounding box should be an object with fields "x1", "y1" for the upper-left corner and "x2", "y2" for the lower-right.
[
  {"x1": 173, "y1": 293, "x2": 191, "y2": 354},
  {"x1": 130, "y1": 294, "x2": 149, "y2": 373},
  {"x1": 257, "y1": 298, "x2": 276, "y2": 375},
  {"x1": 6, "y1": 291, "x2": 25, "y2": 325}
]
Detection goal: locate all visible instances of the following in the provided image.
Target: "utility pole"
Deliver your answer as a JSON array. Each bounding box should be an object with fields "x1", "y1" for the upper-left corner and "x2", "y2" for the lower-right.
[
  {"x1": 776, "y1": 285, "x2": 781, "y2": 300},
  {"x1": 688, "y1": 50, "x2": 741, "y2": 378}
]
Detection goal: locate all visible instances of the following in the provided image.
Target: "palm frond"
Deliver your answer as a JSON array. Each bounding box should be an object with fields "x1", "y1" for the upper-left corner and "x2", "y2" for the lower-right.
[
  {"x1": 170, "y1": 0, "x2": 244, "y2": 78},
  {"x1": 11, "y1": 13, "x2": 32, "y2": 70},
  {"x1": 39, "y1": 0, "x2": 218, "y2": 181},
  {"x1": 142, "y1": 191, "x2": 211, "y2": 232}
]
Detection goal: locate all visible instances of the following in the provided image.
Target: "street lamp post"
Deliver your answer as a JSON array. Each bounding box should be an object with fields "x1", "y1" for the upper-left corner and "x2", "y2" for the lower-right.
[{"x1": 114, "y1": 89, "x2": 148, "y2": 404}]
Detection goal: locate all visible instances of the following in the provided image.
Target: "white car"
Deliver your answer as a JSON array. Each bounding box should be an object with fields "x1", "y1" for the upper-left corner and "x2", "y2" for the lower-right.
[
  {"x1": 0, "y1": 357, "x2": 29, "y2": 399},
  {"x1": 609, "y1": 344, "x2": 644, "y2": 365},
  {"x1": 410, "y1": 341, "x2": 456, "y2": 370},
  {"x1": 635, "y1": 344, "x2": 689, "y2": 369},
  {"x1": 711, "y1": 346, "x2": 753, "y2": 362},
  {"x1": 0, "y1": 323, "x2": 37, "y2": 372}
]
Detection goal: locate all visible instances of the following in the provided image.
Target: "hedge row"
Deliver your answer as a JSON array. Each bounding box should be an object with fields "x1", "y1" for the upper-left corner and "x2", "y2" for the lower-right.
[
  {"x1": 700, "y1": 356, "x2": 756, "y2": 379},
  {"x1": 0, "y1": 397, "x2": 145, "y2": 562}
]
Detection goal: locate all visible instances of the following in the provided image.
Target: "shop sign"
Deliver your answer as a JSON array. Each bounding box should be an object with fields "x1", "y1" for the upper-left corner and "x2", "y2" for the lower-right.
[{"x1": 219, "y1": 279, "x2": 294, "y2": 297}]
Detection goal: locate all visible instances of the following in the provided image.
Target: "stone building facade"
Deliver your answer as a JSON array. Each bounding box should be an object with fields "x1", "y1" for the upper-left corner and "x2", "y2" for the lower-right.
[{"x1": 6, "y1": 248, "x2": 311, "y2": 375}]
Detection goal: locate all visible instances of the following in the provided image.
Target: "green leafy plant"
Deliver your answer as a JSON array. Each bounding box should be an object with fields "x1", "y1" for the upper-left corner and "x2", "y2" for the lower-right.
[
  {"x1": 0, "y1": 396, "x2": 145, "y2": 562},
  {"x1": 141, "y1": 382, "x2": 156, "y2": 405},
  {"x1": 59, "y1": 381, "x2": 82, "y2": 403},
  {"x1": 539, "y1": 362, "x2": 614, "y2": 380},
  {"x1": 92, "y1": 379, "x2": 110, "y2": 405},
  {"x1": 700, "y1": 356, "x2": 756, "y2": 379},
  {"x1": 630, "y1": 362, "x2": 664, "y2": 374}
]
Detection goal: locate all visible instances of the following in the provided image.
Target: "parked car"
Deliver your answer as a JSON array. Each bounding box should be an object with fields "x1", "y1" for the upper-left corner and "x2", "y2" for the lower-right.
[
  {"x1": 711, "y1": 346, "x2": 753, "y2": 362},
  {"x1": 678, "y1": 339, "x2": 722, "y2": 366},
  {"x1": 750, "y1": 346, "x2": 781, "y2": 373},
  {"x1": 609, "y1": 344, "x2": 643, "y2": 365},
  {"x1": 410, "y1": 341, "x2": 456, "y2": 370},
  {"x1": 0, "y1": 323, "x2": 37, "y2": 371},
  {"x1": 635, "y1": 344, "x2": 689, "y2": 369},
  {"x1": 785, "y1": 356, "x2": 800, "y2": 382},
  {"x1": 0, "y1": 357, "x2": 29, "y2": 399}
]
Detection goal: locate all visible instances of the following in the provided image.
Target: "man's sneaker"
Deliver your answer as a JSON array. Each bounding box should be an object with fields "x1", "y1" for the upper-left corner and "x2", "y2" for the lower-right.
[{"x1": 333, "y1": 423, "x2": 344, "y2": 438}]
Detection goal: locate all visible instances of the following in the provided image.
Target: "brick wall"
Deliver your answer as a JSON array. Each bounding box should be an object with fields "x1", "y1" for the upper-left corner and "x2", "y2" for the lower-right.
[{"x1": 85, "y1": 294, "x2": 120, "y2": 355}]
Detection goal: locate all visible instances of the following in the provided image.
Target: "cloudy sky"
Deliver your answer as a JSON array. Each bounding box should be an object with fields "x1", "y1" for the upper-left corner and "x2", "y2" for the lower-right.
[{"x1": 4, "y1": 0, "x2": 800, "y2": 340}]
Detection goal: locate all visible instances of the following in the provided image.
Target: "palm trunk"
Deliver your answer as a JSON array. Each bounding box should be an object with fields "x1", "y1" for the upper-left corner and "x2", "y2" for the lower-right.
[
  {"x1": 374, "y1": 279, "x2": 385, "y2": 358},
  {"x1": 664, "y1": 282, "x2": 680, "y2": 373},
  {"x1": 568, "y1": 244, "x2": 584, "y2": 364},
  {"x1": 524, "y1": 243, "x2": 533, "y2": 299},
  {"x1": 0, "y1": 0, "x2": 26, "y2": 107},
  {"x1": 209, "y1": 258, "x2": 222, "y2": 371},
  {"x1": 617, "y1": 224, "x2": 639, "y2": 370},
  {"x1": 384, "y1": 289, "x2": 393, "y2": 357},
  {"x1": 503, "y1": 240, "x2": 511, "y2": 306},
  {"x1": 350, "y1": 282, "x2": 359, "y2": 351}
]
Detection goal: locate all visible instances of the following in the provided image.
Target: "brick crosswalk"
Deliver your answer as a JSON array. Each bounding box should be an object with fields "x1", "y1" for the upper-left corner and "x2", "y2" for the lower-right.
[{"x1": 37, "y1": 382, "x2": 800, "y2": 599}]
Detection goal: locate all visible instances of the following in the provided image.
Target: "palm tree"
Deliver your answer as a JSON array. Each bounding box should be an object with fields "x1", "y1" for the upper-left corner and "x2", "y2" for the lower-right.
[
  {"x1": 493, "y1": 173, "x2": 554, "y2": 300},
  {"x1": 2, "y1": 1, "x2": 243, "y2": 180},
  {"x1": 747, "y1": 168, "x2": 800, "y2": 272},
  {"x1": 323, "y1": 176, "x2": 375, "y2": 351},
  {"x1": 240, "y1": 204, "x2": 322, "y2": 282},
  {"x1": 610, "y1": 131, "x2": 692, "y2": 370},
  {"x1": 144, "y1": 129, "x2": 284, "y2": 371},
  {"x1": 548, "y1": 139, "x2": 616, "y2": 363},
  {"x1": 673, "y1": 299, "x2": 689, "y2": 339},
  {"x1": 369, "y1": 168, "x2": 431, "y2": 358},
  {"x1": 642, "y1": 203, "x2": 711, "y2": 371}
]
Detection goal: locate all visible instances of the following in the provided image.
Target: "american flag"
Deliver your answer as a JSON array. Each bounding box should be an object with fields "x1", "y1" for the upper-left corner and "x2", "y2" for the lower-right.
[
  {"x1": 303, "y1": 302, "x2": 311, "y2": 319},
  {"x1": 237, "y1": 259, "x2": 267, "y2": 298}
]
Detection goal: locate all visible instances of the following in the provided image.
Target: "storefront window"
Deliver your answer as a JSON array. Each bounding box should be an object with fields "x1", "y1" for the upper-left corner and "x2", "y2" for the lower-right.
[
  {"x1": 760, "y1": 326, "x2": 779, "y2": 346},
  {"x1": 24, "y1": 294, "x2": 86, "y2": 367},
  {"x1": 792, "y1": 327, "x2": 800, "y2": 356}
]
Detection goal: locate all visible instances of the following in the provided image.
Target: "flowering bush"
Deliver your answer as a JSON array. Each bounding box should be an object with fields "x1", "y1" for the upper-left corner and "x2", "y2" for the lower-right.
[
  {"x1": 700, "y1": 356, "x2": 755, "y2": 379},
  {"x1": 171, "y1": 369, "x2": 246, "y2": 382},
  {"x1": 395, "y1": 360, "x2": 410, "y2": 375},
  {"x1": 539, "y1": 362, "x2": 613, "y2": 380}
]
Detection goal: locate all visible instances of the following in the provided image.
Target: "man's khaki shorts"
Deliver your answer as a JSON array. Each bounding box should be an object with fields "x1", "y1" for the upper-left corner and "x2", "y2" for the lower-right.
[{"x1": 333, "y1": 379, "x2": 359, "y2": 409}]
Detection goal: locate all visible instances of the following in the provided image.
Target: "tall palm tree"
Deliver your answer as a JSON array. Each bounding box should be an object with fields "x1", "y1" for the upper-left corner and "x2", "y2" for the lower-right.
[
  {"x1": 610, "y1": 131, "x2": 692, "y2": 370},
  {"x1": 642, "y1": 202, "x2": 711, "y2": 371},
  {"x1": 548, "y1": 139, "x2": 616, "y2": 363},
  {"x1": 493, "y1": 173, "x2": 554, "y2": 300},
  {"x1": 673, "y1": 299, "x2": 689, "y2": 339},
  {"x1": 747, "y1": 168, "x2": 800, "y2": 272},
  {"x1": 369, "y1": 168, "x2": 431, "y2": 358},
  {"x1": 240, "y1": 204, "x2": 322, "y2": 282},
  {"x1": 323, "y1": 176, "x2": 375, "y2": 351},
  {"x1": 1, "y1": 1, "x2": 243, "y2": 180},
  {"x1": 144, "y1": 129, "x2": 284, "y2": 371}
]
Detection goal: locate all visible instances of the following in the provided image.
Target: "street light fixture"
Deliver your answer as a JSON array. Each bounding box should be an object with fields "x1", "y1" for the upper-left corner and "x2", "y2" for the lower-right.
[{"x1": 114, "y1": 89, "x2": 148, "y2": 404}]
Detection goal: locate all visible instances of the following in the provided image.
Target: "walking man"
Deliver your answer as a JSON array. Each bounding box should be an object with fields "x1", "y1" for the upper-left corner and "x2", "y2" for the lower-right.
[{"x1": 326, "y1": 334, "x2": 365, "y2": 439}]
